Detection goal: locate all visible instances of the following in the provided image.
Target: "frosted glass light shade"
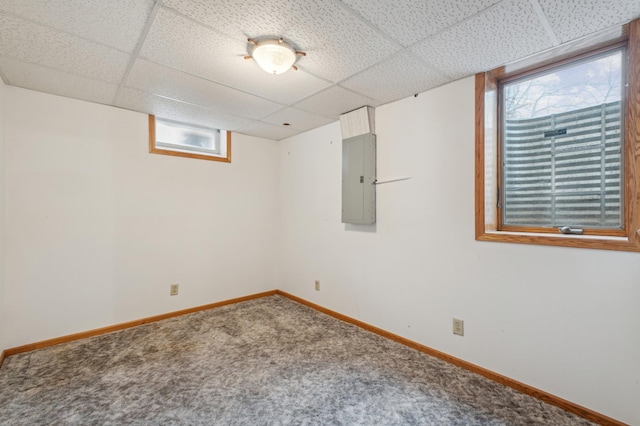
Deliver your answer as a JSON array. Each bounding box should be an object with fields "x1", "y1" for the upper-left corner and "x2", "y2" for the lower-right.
[{"x1": 252, "y1": 39, "x2": 296, "y2": 75}]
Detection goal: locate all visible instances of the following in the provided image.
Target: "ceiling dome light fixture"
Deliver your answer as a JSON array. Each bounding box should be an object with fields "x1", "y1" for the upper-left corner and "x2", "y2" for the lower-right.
[{"x1": 245, "y1": 37, "x2": 306, "y2": 75}]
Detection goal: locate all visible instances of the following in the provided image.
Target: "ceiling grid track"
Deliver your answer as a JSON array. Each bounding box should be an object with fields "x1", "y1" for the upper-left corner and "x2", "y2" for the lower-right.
[
  {"x1": 332, "y1": 0, "x2": 510, "y2": 87},
  {"x1": 113, "y1": 0, "x2": 165, "y2": 104},
  {"x1": 334, "y1": 0, "x2": 405, "y2": 49},
  {"x1": 529, "y1": 0, "x2": 561, "y2": 46},
  {"x1": 136, "y1": 57, "x2": 290, "y2": 108},
  {"x1": 1, "y1": 0, "x2": 637, "y2": 140},
  {"x1": 0, "y1": 8, "x2": 132, "y2": 56}
]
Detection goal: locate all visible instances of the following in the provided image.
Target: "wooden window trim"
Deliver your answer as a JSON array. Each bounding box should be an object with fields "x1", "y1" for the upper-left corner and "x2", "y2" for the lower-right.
[
  {"x1": 148, "y1": 115, "x2": 232, "y2": 163},
  {"x1": 475, "y1": 18, "x2": 640, "y2": 252}
]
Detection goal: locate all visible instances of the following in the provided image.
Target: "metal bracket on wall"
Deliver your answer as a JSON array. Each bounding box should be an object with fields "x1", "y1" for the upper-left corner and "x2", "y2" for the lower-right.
[{"x1": 373, "y1": 177, "x2": 412, "y2": 185}]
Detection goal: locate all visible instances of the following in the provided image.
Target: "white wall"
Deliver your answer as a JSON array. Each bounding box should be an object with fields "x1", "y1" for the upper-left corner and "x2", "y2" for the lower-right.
[
  {"x1": 0, "y1": 78, "x2": 6, "y2": 354},
  {"x1": 2, "y1": 77, "x2": 638, "y2": 423},
  {"x1": 3, "y1": 87, "x2": 279, "y2": 348},
  {"x1": 277, "y1": 77, "x2": 640, "y2": 425}
]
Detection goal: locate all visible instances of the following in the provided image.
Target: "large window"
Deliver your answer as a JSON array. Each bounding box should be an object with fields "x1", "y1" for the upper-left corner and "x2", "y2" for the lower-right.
[
  {"x1": 501, "y1": 47, "x2": 624, "y2": 233},
  {"x1": 475, "y1": 19, "x2": 640, "y2": 252},
  {"x1": 149, "y1": 115, "x2": 231, "y2": 163}
]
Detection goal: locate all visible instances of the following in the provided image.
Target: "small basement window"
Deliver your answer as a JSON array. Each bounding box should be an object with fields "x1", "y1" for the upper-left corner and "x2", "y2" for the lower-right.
[{"x1": 149, "y1": 115, "x2": 231, "y2": 163}]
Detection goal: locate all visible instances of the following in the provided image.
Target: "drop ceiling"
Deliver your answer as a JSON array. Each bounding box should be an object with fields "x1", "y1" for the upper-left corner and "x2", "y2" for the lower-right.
[{"x1": 0, "y1": 0, "x2": 638, "y2": 141}]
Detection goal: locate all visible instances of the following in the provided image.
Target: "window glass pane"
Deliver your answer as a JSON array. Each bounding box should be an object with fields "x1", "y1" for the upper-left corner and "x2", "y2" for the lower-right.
[
  {"x1": 501, "y1": 48, "x2": 624, "y2": 229},
  {"x1": 155, "y1": 117, "x2": 221, "y2": 156}
]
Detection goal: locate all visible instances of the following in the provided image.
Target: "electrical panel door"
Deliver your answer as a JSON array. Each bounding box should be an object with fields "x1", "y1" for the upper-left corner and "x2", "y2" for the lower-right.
[{"x1": 342, "y1": 134, "x2": 376, "y2": 224}]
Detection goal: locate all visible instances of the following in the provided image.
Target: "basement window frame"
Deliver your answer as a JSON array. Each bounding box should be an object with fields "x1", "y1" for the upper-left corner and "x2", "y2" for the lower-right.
[
  {"x1": 475, "y1": 18, "x2": 640, "y2": 252},
  {"x1": 148, "y1": 115, "x2": 231, "y2": 163}
]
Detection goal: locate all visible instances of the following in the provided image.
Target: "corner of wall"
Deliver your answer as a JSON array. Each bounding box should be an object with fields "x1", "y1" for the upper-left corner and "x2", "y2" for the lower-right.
[{"x1": 2, "y1": 90, "x2": 282, "y2": 349}]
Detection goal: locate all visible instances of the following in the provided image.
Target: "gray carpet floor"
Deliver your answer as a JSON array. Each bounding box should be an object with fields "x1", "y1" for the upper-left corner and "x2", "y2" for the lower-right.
[{"x1": 0, "y1": 295, "x2": 593, "y2": 425}]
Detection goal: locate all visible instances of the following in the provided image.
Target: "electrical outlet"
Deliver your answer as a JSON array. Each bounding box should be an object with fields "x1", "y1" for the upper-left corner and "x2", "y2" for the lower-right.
[
  {"x1": 453, "y1": 318, "x2": 464, "y2": 336},
  {"x1": 315, "y1": 280, "x2": 320, "y2": 291},
  {"x1": 170, "y1": 284, "x2": 179, "y2": 296}
]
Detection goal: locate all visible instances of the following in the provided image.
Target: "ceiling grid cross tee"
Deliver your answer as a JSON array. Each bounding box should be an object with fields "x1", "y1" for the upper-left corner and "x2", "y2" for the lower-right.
[{"x1": 0, "y1": 0, "x2": 638, "y2": 140}]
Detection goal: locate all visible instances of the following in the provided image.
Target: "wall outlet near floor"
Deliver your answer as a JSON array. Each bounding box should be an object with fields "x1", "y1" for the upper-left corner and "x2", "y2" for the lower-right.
[
  {"x1": 453, "y1": 318, "x2": 464, "y2": 336},
  {"x1": 315, "y1": 280, "x2": 320, "y2": 291},
  {"x1": 170, "y1": 284, "x2": 179, "y2": 296}
]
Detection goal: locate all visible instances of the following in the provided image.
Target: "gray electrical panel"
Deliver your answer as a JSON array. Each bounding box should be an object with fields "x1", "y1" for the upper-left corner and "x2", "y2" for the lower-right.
[{"x1": 342, "y1": 133, "x2": 376, "y2": 224}]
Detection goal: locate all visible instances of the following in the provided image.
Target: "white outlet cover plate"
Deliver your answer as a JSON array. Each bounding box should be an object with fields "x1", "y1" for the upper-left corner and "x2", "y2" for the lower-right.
[{"x1": 453, "y1": 318, "x2": 464, "y2": 336}]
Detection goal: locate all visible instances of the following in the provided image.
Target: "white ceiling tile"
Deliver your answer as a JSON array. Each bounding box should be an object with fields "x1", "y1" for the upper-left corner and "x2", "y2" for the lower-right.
[
  {"x1": 115, "y1": 87, "x2": 254, "y2": 131},
  {"x1": 262, "y1": 108, "x2": 335, "y2": 132},
  {"x1": 141, "y1": 8, "x2": 333, "y2": 105},
  {"x1": 0, "y1": 0, "x2": 632, "y2": 141},
  {"x1": 237, "y1": 121, "x2": 301, "y2": 141},
  {"x1": 538, "y1": 0, "x2": 640, "y2": 43},
  {"x1": 0, "y1": 0, "x2": 155, "y2": 53},
  {"x1": 126, "y1": 59, "x2": 283, "y2": 120},
  {"x1": 237, "y1": 66, "x2": 334, "y2": 106},
  {"x1": 294, "y1": 86, "x2": 379, "y2": 119},
  {"x1": 341, "y1": 50, "x2": 452, "y2": 104},
  {"x1": 140, "y1": 8, "x2": 248, "y2": 84},
  {"x1": 411, "y1": 0, "x2": 554, "y2": 79},
  {"x1": 163, "y1": 0, "x2": 402, "y2": 82},
  {"x1": 341, "y1": 0, "x2": 501, "y2": 46},
  {"x1": 0, "y1": 14, "x2": 130, "y2": 84},
  {"x1": 0, "y1": 57, "x2": 118, "y2": 105}
]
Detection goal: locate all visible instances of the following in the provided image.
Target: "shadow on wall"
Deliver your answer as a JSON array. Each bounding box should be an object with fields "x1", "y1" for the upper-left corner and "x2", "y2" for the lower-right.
[{"x1": 345, "y1": 223, "x2": 377, "y2": 233}]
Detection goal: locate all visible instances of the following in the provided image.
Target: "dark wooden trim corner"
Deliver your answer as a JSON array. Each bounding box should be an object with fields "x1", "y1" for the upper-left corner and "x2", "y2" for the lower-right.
[
  {"x1": 474, "y1": 72, "x2": 486, "y2": 239},
  {"x1": 626, "y1": 18, "x2": 640, "y2": 248}
]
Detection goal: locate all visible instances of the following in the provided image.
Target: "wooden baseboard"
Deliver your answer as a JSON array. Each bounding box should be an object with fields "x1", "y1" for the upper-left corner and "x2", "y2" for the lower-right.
[
  {"x1": 275, "y1": 290, "x2": 625, "y2": 426},
  {"x1": 3, "y1": 290, "x2": 277, "y2": 359},
  {"x1": 0, "y1": 289, "x2": 625, "y2": 425}
]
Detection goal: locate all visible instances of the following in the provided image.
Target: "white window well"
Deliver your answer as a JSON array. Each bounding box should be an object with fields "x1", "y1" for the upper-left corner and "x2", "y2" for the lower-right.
[
  {"x1": 500, "y1": 47, "x2": 625, "y2": 232},
  {"x1": 475, "y1": 17, "x2": 640, "y2": 252},
  {"x1": 149, "y1": 115, "x2": 231, "y2": 163}
]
